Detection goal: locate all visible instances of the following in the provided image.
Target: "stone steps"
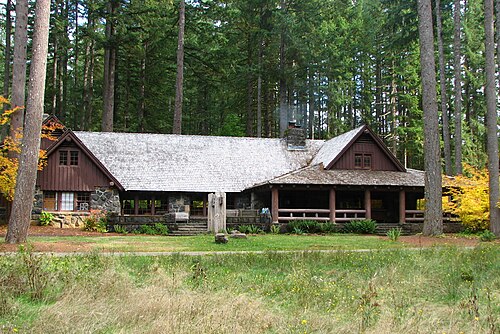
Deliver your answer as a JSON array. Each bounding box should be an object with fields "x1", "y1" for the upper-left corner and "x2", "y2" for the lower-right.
[
  {"x1": 169, "y1": 222, "x2": 208, "y2": 235},
  {"x1": 374, "y1": 224, "x2": 412, "y2": 236}
]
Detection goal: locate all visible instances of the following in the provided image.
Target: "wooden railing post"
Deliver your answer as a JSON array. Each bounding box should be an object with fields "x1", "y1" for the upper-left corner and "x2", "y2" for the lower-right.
[
  {"x1": 399, "y1": 190, "x2": 406, "y2": 224},
  {"x1": 329, "y1": 189, "x2": 336, "y2": 223},
  {"x1": 364, "y1": 189, "x2": 371, "y2": 220},
  {"x1": 271, "y1": 187, "x2": 279, "y2": 223}
]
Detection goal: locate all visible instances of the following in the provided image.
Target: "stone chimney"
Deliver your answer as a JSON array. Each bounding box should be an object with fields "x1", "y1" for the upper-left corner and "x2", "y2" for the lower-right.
[{"x1": 286, "y1": 121, "x2": 306, "y2": 150}]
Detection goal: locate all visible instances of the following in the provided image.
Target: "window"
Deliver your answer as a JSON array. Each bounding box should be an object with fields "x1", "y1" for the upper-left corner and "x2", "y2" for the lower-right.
[
  {"x1": 354, "y1": 154, "x2": 363, "y2": 168},
  {"x1": 59, "y1": 151, "x2": 68, "y2": 165},
  {"x1": 61, "y1": 192, "x2": 74, "y2": 211},
  {"x1": 70, "y1": 151, "x2": 79, "y2": 165},
  {"x1": 354, "y1": 153, "x2": 372, "y2": 169},
  {"x1": 76, "y1": 192, "x2": 90, "y2": 211},
  {"x1": 43, "y1": 192, "x2": 57, "y2": 211},
  {"x1": 43, "y1": 191, "x2": 91, "y2": 211}
]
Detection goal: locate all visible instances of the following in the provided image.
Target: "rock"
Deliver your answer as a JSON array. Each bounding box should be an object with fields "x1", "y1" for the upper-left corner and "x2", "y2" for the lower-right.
[
  {"x1": 215, "y1": 233, "x2": 228, "y2": 244},
  {"x1": 230, "y1": 233, "x2": 247, "y2": 239}
]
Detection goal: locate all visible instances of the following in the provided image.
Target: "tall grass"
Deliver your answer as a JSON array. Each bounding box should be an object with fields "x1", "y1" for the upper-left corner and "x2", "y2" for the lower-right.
[{"x1": 0, "y1": 246, "x2": 498, "y2": 333}]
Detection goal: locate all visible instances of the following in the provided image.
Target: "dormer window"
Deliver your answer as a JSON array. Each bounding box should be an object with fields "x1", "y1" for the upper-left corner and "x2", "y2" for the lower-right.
[
  {"x1": 59, "y1": 151, "x2": 68, "y2": 165},
  {"x1": 355, "y1": 153, "x2": 372, "y2": 169},
  {"x1": 59, "y1": 150, "x2": 79, "y2": 166},
  {"x1": 70, "y1": 151, "x2": 79, "y2": 165}
]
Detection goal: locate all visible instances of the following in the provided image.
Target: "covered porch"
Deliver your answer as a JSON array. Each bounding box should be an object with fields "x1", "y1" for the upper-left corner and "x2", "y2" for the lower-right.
[{"x1": 269, "y1": 186, "x2": 424, "y2": 224}]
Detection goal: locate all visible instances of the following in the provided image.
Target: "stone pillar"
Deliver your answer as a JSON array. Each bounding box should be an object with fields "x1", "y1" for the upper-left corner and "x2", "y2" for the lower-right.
[
  {"x1": 364, "y1": 189, "x2": 371, "y2": 220},
  {"x1": 271, "y1": 187, "x2": 279, "y2": 223},
  {"x1": 399, "y1": 190, "x2": 406, "y2": 224},
  {"x1": 329, "y1": 188, "x2": 336, "y2": 222},
  {"x1": 208, "y1": 192, "x2": 226, "y2": 233}
]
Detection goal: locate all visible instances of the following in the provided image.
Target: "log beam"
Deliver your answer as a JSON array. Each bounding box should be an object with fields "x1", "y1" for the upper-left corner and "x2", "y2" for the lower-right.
[
  {"x1": 271, "y1": 187, "x2": 279, "y2": 223},
  {"x1": 329, "y1": 188, "x2": 336, "y2": 222}
]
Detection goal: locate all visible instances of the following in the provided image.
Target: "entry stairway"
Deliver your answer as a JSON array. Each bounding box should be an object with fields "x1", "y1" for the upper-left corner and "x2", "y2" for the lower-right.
[
  {"x1": 374, "y1": 223, "x2": 413, "y2": 236},
  {"x1": 169, "y1": 220, "x2": 208, "y2": 236}
]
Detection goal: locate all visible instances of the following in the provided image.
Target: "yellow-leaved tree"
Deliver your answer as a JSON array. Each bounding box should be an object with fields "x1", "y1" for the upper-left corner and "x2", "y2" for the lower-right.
[
  {"x1": 442, "y1": 164, "x2": 490, "y2": 231},
  {"x1": 0, "y1": 97, "x2": 60, "y2": 201}
]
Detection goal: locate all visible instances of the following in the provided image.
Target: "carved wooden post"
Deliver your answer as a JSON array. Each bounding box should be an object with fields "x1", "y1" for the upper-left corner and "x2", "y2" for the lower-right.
[
  {"x1": 329, "y1": 188, "x2": 336, "y2": 222},
  {"x1": 271, "y1": 187, "x2": 279, "y2": 223},
  {"x1": 364, "y1": 189, "x2": 371, "y2": 220},
  {"x1": 208, "y1": 192, "x2": 226, "y2": 233},
  {"x1": 399, "y1": 190, "x2": 406, "y2": 224}
]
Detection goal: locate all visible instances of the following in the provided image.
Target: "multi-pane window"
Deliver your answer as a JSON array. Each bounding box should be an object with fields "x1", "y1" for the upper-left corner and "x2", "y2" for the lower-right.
[
  {"x1": 70, "y1": 151, "x2": 79, "y2": 165},
  {"x1": 61, "y1": 192, "x2": 74, "y2": 211},
  {"x1": 354, "y1": 153, "x2": 372, "y2": 170},
  {"x1": 59, "y1": 150, "x2": 79, "y2": 166},
  {"x1": 44, "y1": 191, "x2": 90, "y2": 211},
  {"x1": 76, "y1": 192, "x2": 90, "y2": 211},
  {"x1": 59, "y1": 151, "x2": 68, "y2": 165},
  {"x1": 43, "y1": 192, "x2": 58, "y2": 211}
]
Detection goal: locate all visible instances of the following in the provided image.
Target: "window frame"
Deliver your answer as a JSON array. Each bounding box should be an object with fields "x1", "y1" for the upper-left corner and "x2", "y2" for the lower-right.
[{"x1": 354, "y1": 153, "x2": 372, "y2": 170}]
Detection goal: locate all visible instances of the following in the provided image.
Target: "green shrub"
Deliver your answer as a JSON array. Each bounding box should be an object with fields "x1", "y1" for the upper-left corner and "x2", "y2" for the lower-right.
[
  {"x1": 287, "y1": 220, "x2": 321, "y2": 233},
  {"x1": 292, "y1": 227, "x2": 304, "y2": 235},
  {"x1": 479, "y1": 230, "x2": 496, "y2": 242},
  {"x1": 269, "y1": 225, "x2": 281, "y2": 234},
  {"x1": 135, "y1": 223, "x2": 169, "y2": 235},
  {"x1": 319, "y1": 222, "x2": 337, "y2": 234},
  {"x1": 342, "y1": 219, "x2": 377, "y2": 234},
  {"x1": 238, "y1": 225, "x2": 263, "y2": 234},
  {"x1": 386, "y1": 227, "x2": 402, "y2": 241},
  {"x1": 83, "y1": 210, "x2": 108, "y2": 233},
  {"x1": 112, "y1": 225, "x2": 128, "y2": 234},
  {"x1": 39, "y1": 211, "x2": 55, "y2": 226}
]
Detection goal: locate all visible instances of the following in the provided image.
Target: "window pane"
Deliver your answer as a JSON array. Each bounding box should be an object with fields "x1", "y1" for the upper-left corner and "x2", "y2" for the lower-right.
[
  {"x1": 43, "y1": 192, "x2": 57, "y2": 211},
  {"x1": 122, "y1": 199, "x2": 135, "y2": 214},
  {"x1": 61, "y1": 192, "x2": 74, "y2": 211},
  {"x1": 364, "y1": 155, "x2": 371, "y2": 169},
  {"x1": 70, "y1": 151, "x2": 79, "y2": 166},
  {"x1": 59, "y1": 151, "x2": 68, "y2": 165},
  {"x1": 354, "y1": 154, "x2": 362, "y2": 168},
  {"x1": 76, "y1": 192, "x2": 90, "y2": 211}
]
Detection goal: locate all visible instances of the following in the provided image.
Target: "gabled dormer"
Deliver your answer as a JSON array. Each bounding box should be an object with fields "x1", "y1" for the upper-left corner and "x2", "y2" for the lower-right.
[
  {"x1": 312, "y1": 125, "x2": 405, "y2": 172},
  {"x1": 37, "y1": 130, "x2": 123, "y2": 192}
]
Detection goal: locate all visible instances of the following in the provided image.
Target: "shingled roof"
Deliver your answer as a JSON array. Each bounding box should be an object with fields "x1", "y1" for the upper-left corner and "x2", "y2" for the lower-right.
[
  {"x1": 261, "y1": 165, "x2": 425, "y2": 187},
  {"x1": 70, "y1": 125, "x2": 424, "y2": 193},
  {"x1": 73, "y1": 131, "x2": 323, "y2": 193}
]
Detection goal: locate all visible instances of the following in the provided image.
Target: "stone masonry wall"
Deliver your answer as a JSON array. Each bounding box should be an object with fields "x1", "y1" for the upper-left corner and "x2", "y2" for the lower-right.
[{"x1": 91, "y1": 187, "x2": 121, "y2": 214}]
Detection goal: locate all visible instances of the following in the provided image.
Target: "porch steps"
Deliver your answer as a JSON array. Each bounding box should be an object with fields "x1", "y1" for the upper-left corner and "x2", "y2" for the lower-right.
[
  {"x1": 374, "y1": 223, "x2": 413, "y2": 236},
  {"x1": 169, "y1": 222, "x2": 208, "y2": 236}
]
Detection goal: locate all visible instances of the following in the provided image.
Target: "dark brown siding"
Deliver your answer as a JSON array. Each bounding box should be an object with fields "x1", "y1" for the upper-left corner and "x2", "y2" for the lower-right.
[
  {"x1": 332, "y1": 134, "x2": 399, "y2": 171},
  {"x1": 37, "y1": 142, "x2": 112, "y2": 191}
]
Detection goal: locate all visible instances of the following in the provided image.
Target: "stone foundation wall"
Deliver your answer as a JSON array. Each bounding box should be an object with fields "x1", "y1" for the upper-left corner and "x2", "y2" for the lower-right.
[{"x1": 91, "y1": 187, "x2": 121, "y2": 214}]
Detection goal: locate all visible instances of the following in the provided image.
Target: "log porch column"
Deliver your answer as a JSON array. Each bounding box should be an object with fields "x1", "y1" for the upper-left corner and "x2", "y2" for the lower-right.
[
  {"x1": 271, "y1": 187, "x2": 279, "y2": 223},
  {"x1": 399, "y1": 190, "x2": 406, "y2": 224},
  {"x1": 329, "y1": 188, "x2": 336, "y2": 222},
  {"x1": 364, "y1": 189, "x2": 371, "y2": 220}
]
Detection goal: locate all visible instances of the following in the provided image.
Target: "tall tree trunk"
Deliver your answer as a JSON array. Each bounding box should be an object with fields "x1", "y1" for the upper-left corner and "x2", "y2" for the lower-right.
[
  {"x1": 173, "y1": 0, "x2": 185, "y2": 135},
  {"x1": 436, "y1": 0, "x2": 452, "y2": 176},
  {"x1": 308, "y1": 68, "x2": 314, "y2": 139},
  {"x1": 138, "y1": 44, "x2": 146, "y2": 132},
  {"x1": 3, "y1": 0, "x2": 12, "y2": 102},
  {"x1": 82, "y1": 3, "x2": 95, "y2": 130},
  {"x1": 51, "y1": 38, "x2": 58, "y2": 115},
  {"x1": 278, "y1": 0, "x2": 287, "y2": 137},
  {"x1": 6, "y1": 0, "x2": 51, "y2": 244},
  {"x1": 102, "y1": 0, "x2": 117, "y2": 132},
  {"x1": 73, "y1": 0, "x2": 79, "y2": 128},
  {"x1": 453, "y1": 0, "x2": 463, "y2": 175},
  {"x1": 417, "y1": 0, "x2": 443, "y2": 235},
  {"x1": 256, "y1": 45, "x2": 262, "y2": 138},
  {"x1": 484, "y1": 0, "x2": 500, "y2": 236},
  {"x1": 9, "y1": 0, "x2": 28, "y2": 146}
]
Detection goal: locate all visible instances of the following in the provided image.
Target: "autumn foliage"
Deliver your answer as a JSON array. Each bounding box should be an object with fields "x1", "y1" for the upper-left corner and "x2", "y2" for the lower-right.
[
  {"x1": 0, "y1": 97, "x2": 61, "y2": 201},
  {"x1": 442, "y1": 164, "x2": 491, "y2": 231}
]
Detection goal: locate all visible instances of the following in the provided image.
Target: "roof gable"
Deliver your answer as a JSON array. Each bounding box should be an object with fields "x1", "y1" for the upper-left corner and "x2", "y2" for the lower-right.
[
  {"x1": 45, "y1": 130, "x2": 124, "y2": 190},
  {"x1": 312, "y1": 125, "x2": 405, "y2": 172}
]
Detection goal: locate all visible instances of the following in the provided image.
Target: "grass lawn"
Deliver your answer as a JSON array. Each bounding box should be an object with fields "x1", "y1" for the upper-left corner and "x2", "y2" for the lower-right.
[
  {"x1": 0, "y1": 246, "x2": 498, "y2": 333},
  {"x1": 1, "y1": 233, "x2": 409, "y2": 253}
]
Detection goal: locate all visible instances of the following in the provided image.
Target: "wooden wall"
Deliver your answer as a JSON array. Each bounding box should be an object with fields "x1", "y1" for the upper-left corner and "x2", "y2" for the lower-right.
[
  {"x1": 332, "y1": 134, "x2": 400, "y2": 171},
  {"x1": 37, "y1": 141, "x2": 112, "y2": 191}
]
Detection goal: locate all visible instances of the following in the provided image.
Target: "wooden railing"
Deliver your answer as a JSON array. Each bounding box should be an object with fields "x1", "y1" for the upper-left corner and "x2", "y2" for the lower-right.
[
  {"x1": 405, "y1": 210, "x2": 424, "y2": 222},
  {"x1": 334, "y1": 209, "x2": 366, "y2": 222},
  {"x1": 278, "y1": 208, "x2": 330, "y2": 221},
  {"x1": 278, "y1": 209, "x2": 366, "y2": 222}
]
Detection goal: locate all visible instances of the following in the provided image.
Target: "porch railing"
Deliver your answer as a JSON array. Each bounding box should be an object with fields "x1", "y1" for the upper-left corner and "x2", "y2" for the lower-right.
[
  {"x1": 278, "y1": 208, "x2": 330, "y2": 221},
  {"x1": 405, "y1": 210, "x2": 459, "y2": 223},
  {"x1": 277, "y1": 209, "x2": 366, "y2": 222}
]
